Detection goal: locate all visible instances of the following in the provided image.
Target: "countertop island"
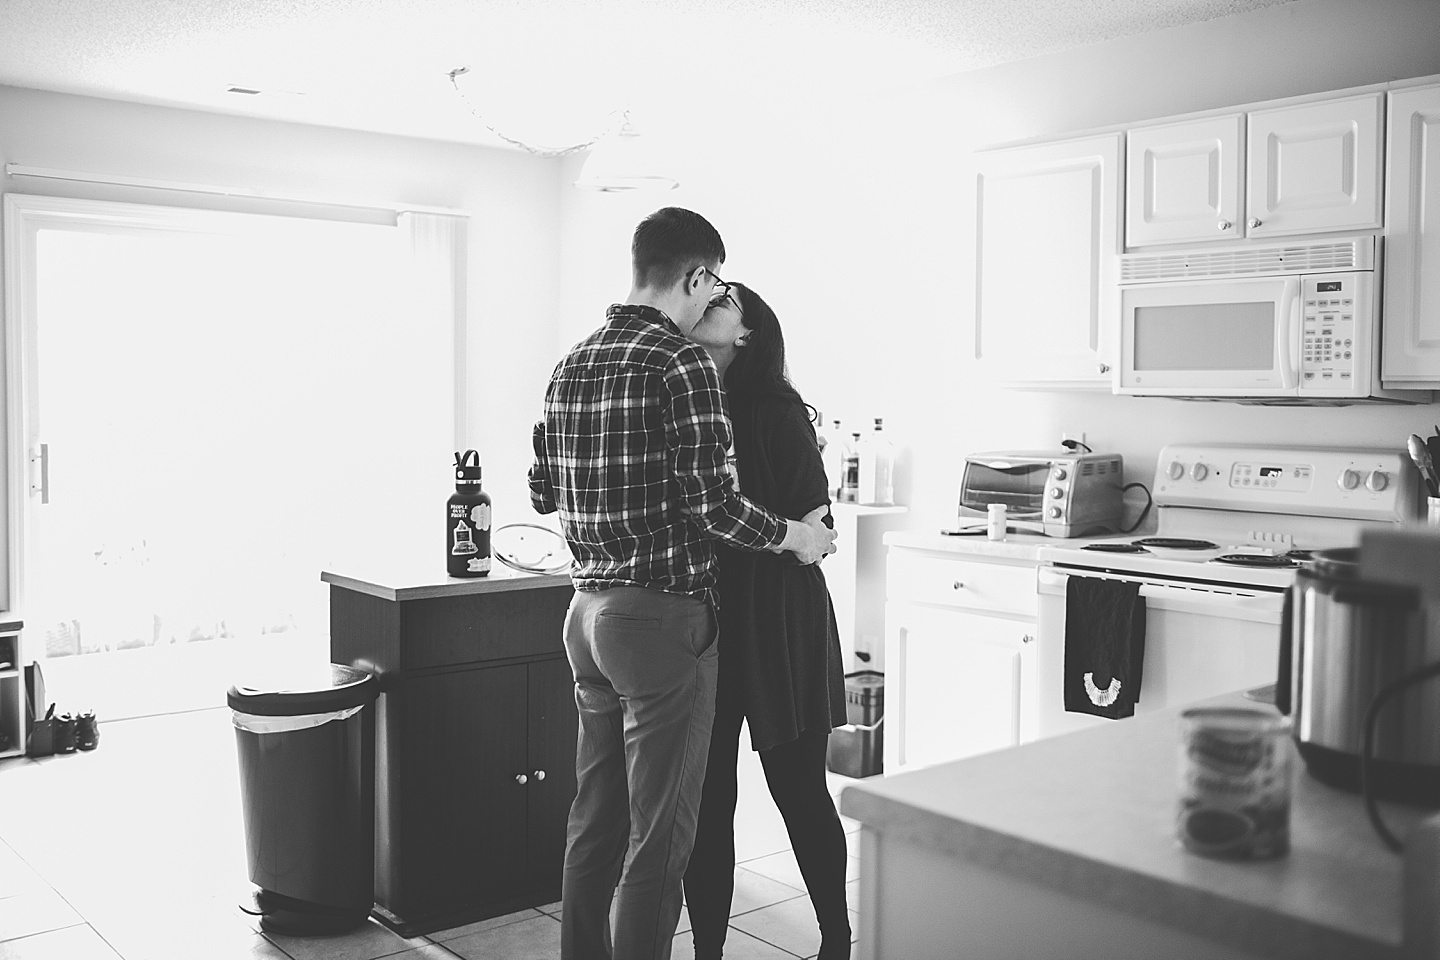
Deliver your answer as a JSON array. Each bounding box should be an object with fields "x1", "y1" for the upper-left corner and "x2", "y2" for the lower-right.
[
  {"x1": 324, "y1": 560, "x2": 576, "y2": 936},
  {"x1": 840, "y1": 691, "x2": 1440, "y2": 960},
  {"x1": 320, "y1": 560, "x2": 570, "y2": 601}
]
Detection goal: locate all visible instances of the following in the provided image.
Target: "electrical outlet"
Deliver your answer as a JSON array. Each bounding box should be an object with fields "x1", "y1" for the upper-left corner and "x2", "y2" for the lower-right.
[{"x1": 1062, "y1": 432, "x2": 1086, "y2": 448}]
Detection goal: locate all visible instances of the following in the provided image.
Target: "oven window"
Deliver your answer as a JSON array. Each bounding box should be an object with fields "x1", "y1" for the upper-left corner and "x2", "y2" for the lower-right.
[
  {"x1": 963, "y1": 462, "x2": 1048, "y2": 514},
  {"x1": 1133, "y1": 302, "x2": 1275, "y2": 371}
]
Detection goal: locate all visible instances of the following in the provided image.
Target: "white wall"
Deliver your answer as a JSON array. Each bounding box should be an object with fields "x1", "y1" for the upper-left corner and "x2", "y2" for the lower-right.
[
  {"x1": 0, "y1": 85, "x2": 561, "y2": 535},
  {"x1": 557, "y1": 0, "x2": 1440, "y2": 541}
]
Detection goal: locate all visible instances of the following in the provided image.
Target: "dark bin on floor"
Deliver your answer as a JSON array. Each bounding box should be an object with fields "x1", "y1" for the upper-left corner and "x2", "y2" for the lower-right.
[
  {"x1": 826, "y1": 670, "x2": 884, "y2": 778},
  {"x1": 228, "y1": 663, "x2": 377, "y2": 935}
]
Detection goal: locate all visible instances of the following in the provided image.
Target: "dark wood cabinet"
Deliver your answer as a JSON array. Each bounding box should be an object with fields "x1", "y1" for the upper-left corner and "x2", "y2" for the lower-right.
[{"x1": 327, "y1": 572, "x2": 575, "y2": 936}]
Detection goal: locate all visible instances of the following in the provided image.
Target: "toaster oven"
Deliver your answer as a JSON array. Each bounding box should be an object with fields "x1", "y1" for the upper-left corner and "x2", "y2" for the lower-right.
[{"x1": 958, "y1": 450, "x2": 1125, "y2": 538}]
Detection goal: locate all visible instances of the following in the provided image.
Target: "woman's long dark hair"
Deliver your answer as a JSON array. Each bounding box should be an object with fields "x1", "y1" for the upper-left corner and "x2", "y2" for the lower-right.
[{"x1": 724, "y1": 283, "x2": 814, "y2": 420}]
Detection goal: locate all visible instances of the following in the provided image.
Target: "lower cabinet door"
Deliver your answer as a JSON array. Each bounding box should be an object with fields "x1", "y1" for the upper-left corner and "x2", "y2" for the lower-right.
[
  {"x1": 392, "y1": 665, "x2": 529, "y2": 915},
  {"x1": 526, "y1": 657, "x2": 578, "y2": 892},
  {"x1": 885, "y1": 604, "x2": 1032, "y2": 773}
]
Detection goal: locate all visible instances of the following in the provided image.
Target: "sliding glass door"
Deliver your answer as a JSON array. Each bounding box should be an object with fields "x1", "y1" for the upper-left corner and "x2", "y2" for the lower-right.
[{"x1": 5, "y1": 196, "x2": 453, "y2": 710}]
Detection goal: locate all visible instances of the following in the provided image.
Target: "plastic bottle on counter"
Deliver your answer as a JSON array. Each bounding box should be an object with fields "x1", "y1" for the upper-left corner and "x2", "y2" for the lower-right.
[
  {"x1": 840, "y1": 433, "x2": 861, "y2": 504},
  {"x1": 446, "y1": 450, "x2": 492, "y2": 578},
  {"x1": 857, "y1": 418, "x2": 895, "y2": 506}
]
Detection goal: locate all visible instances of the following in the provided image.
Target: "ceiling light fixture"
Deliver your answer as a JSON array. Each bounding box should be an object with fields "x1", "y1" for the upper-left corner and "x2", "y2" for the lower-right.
[{"x1": 447, "y1": 67, "x2": 677, "y2": 192}]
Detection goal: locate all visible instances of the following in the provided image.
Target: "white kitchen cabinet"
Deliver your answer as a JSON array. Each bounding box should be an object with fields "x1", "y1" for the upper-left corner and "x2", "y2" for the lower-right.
[
  {"x1": 974, "y1": 133, "x2": 1122, "y2": 388},
  {"x1": 1124, "y1": 94, "x2": 1382, "y2": 247},
  {"x1": 1381, "y1": 82, "x2": 1440, "y2": 386},
  {"x1": 1245, "y1": 93, "x2": 1384, "y2": 239},
  {"x1": 883, "y1": 547, "x2": 1038, "y2": 775},
  {"x1": 1125, "y1": 114, "x2": 1244, "y2": 247}
]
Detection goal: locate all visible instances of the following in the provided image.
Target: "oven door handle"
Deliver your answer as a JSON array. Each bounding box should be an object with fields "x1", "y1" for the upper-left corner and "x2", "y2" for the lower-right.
[{"x1": 1038, "y1": 567, "x2": 1286, "y2": 623}]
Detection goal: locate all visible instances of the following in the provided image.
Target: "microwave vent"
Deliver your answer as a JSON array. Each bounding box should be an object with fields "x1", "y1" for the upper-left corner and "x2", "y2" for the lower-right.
[
  {"x1": 1121, "y1": 237, "x2": 1373, "y2": 283},
  {"x1": 1082, "y1": 462, "x2": 1095, "y2": 476}
]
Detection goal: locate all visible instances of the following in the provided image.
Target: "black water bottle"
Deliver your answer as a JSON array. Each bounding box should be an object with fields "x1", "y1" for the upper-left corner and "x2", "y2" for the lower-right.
[{"x1": 446, "y1": 450, "x2": 492, "y2": 577}]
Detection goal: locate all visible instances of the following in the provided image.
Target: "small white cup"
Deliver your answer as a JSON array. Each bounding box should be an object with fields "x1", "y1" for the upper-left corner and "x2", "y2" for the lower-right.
[{"x1": 987, "y1": 503, "x2": 1007, "y2": 541}]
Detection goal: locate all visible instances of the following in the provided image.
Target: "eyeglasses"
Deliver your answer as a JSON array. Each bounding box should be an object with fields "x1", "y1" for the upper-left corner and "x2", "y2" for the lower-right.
[
  {"x1": 694, "y1": 265, "x2": 739, "y2": 311},
  {"x1": 695, "y1": 264, "x2": 729, "y2": 298}
]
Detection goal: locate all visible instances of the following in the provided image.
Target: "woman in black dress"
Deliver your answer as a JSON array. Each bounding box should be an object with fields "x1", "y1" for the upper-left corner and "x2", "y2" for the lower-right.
[{"x1": 682, "y1": 281, "x2": 851, "y2": 960}]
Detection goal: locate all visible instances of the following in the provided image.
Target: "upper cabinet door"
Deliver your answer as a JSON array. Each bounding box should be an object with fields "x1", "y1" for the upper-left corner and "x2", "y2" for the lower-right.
[
  {"x1": 1246, "y1": 93, "x2": 1384, "y2": 238},
  {"x1": 974, "y1": 132, "x2": 1122, "y2": 388},
  {"x1": 1381, "y1": 83, "x2": 1440, "y2": 385},
  {"x1": 1126, "y1": 115, "x2": 1244, "y2": 247}
]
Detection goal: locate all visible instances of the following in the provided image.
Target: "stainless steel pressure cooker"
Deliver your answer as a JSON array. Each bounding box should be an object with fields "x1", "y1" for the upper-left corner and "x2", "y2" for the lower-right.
[{"x1": 1278, "y1": 547, "x2": 1440, "y2": 804}]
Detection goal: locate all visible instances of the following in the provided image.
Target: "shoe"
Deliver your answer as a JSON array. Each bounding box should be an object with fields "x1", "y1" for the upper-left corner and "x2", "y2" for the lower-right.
[
  {"x1": 55, "y1": 713, "x2": 78, "y2": 754},
  {"x1": 76, "y1": 711, "x2": 99, "y2": 751}
]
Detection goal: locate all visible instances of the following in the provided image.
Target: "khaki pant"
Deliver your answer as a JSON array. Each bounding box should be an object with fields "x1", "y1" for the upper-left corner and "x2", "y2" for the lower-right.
[{"x1": 560, "y1": 586, "x2": 719, "y2": 960}]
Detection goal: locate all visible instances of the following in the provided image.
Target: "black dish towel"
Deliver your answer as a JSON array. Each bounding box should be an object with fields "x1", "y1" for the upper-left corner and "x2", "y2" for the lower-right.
[{"x1": 1064, "y1": 576, "x2": 1147, "y2": 720}]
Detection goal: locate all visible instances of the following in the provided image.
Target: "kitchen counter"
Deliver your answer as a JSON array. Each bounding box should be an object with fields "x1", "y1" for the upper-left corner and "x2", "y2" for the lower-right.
[
  {"x1": 840, "y1": 691, "x2": 1440, "y2": 960},
  {"x1": 320, "y1": 561, "x2": 570, "y2": 601},
  {"x1": 885, "y1": 529, "x2": 1092, "y2": 562}
]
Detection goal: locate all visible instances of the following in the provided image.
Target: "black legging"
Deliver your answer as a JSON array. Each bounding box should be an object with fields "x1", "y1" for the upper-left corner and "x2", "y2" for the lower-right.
[{"x1": 683, "y1": 687, "x2": 851, "y2": 960}]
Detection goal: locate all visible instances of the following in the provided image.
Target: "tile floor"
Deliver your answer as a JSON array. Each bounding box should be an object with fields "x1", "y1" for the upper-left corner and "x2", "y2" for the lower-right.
[{"x1": 0, "y1": 704, "x2": 862, "y2": 960}]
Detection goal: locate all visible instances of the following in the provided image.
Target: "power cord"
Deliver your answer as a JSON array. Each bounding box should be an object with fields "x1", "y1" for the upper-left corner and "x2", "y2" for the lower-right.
[
  {"x1": 1061, "y1": 438, "x2": 1093, "y2": 453},
  {"x1": 1119, "y1": 482, "x2": 1153, "y2": 535},
  {"x1": 1360, "y1": 658, "x2": 1440, "y2": 852}
]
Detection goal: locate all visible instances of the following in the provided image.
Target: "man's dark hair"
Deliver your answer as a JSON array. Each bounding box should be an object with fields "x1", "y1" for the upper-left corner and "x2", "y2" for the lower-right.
[{"x1": 631, "y1": 207, "x2": 726, "y2": 290}]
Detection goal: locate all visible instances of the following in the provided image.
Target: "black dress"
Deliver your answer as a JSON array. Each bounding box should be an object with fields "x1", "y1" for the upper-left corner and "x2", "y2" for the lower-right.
[{"x1": 715, "y1": 392, "x2": 847, "y2": 748}]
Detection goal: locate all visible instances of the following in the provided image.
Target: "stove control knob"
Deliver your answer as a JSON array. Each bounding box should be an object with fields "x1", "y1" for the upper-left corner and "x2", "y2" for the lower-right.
[
  {"x1": 1338, "y1": 469, "x2": 1361, "y2": 491},
  {"x1": 1191, "y1": 462, "x2": 1209, "y2": 481},
  {"x1": 1167, "y1": 461, "x2": 1185, "y2": 481},
  {"x1": 1366, "y1": 470, "x2": 1389, "y2": 492},
  {"x1": 1050, "y1": 487, "x2": 1064, "y2": 499},
  {"x1": 1048, "y1": 507, "x2": 1062, "y2": 519},
  {"x1": 1053, "y1": 467, "x2": 1068, "y2": 481}
]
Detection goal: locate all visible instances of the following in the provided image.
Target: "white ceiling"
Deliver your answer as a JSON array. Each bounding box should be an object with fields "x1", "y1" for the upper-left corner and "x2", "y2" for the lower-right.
[{"x1": 0, "y1": 0, "x2": 1299, "y2": 150}]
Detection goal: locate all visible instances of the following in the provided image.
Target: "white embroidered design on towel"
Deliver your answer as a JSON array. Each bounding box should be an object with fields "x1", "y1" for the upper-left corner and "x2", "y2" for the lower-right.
[{"x1": 1084, "y1": 672, "x2": 1121, "y2": 707}]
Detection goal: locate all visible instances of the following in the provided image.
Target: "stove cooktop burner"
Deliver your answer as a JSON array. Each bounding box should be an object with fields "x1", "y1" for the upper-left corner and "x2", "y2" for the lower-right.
[
  {"x1": 1132, "y1": 537, "x2": 1219, "y2": 551},
  {"x1": 1081, "y1": 543, "x2": 1149, "y2": 553},
  {"x1": 1212, "y1": 553, "x2": 1299, "y2": 568}
]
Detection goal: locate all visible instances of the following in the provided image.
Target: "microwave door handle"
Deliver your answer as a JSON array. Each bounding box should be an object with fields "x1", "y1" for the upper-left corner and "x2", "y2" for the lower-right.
[{"x1": 1277, "y1": 280, "x2": 1300, "y2": 390}]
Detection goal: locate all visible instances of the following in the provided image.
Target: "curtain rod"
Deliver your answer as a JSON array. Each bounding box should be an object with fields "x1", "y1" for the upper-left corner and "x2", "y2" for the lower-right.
[{"x1": 4, "y1": 164, "x2": 469, "y2": 218}]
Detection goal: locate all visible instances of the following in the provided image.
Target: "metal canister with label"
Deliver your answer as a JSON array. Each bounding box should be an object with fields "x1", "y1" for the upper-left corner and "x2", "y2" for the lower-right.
[{"x1": 1177, "y1": 706, "x2": 1291, "y2": 859}]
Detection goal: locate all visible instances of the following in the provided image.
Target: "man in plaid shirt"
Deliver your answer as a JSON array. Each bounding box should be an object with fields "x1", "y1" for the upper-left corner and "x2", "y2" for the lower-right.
[{"x1": 530, "y1": 207, "x2": 835, "y2": 960}]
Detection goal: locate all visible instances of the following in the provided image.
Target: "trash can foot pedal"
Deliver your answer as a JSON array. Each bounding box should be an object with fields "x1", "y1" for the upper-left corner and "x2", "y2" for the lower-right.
[{"x1": 249, "y1": 887, "x2": 370, "y2": 936}]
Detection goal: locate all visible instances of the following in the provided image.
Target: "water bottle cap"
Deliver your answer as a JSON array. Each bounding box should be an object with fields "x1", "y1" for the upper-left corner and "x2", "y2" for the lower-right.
[{"x1": 454, "y1": 449, "x2": 483, "y2": 482}]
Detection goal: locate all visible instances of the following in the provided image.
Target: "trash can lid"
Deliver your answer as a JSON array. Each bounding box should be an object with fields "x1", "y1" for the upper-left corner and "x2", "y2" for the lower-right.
[{"x1": 227, "y1": 663, "x2": 377, "y2": 716}]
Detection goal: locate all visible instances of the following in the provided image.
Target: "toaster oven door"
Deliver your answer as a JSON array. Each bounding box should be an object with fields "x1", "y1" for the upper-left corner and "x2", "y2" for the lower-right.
[{"x1": 961, "y1": 460, "x2": 1049, "y2": 520}]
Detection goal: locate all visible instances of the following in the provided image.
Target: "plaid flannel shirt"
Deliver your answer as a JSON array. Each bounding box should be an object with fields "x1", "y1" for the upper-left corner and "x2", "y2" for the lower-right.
[{"x1": 529, "y1": 304, "x2": 785, "y2": 608}]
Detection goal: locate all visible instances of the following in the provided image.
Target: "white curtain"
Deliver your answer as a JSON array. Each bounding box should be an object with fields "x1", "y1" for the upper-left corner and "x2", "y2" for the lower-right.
[{"x1": 400, "y1": 211, "x2": 470, "y2": 452}]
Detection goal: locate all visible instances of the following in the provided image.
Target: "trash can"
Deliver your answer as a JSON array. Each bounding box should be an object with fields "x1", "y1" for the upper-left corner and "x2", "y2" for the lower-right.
[
  {"x1": 826, "y1": 670, "x2": 884, "y2": 778},
  {"x1": 228, "y1": 663, "x2": 377, "y2": 934}
]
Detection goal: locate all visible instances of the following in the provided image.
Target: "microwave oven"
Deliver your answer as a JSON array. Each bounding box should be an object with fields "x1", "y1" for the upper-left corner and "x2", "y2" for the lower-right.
[
  {"x1": 1117, "y1": 235, "x2": 1427, "y2": 404},
  {"x1": 958, "y1": 450, "x2": 1124, "y2": 538}
]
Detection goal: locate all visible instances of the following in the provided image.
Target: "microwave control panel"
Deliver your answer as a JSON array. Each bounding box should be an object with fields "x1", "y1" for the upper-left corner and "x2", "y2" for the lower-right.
[{"x1": 1300, "y1": 272, "x2": 1368, "y2": 388}]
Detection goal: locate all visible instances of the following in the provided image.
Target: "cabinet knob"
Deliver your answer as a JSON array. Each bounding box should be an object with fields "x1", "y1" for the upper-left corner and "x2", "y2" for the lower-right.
[
  {"x1": 1248, "y1": 217, "x2": 1263, "y2": 229},
  {"x1": 1022, "y1": 634, "x2": 1035, "y2": 644},
  {"x1": 533, "y1": 769, "x2": 547, "y2": 781},
  {"x1": 1097, "y1": 362, "x2": 1111, "y2": 374},
  {"x1": 515, "y1": 773, "x2": 529, "y2": 785},
  {"x1": 952, "y1": 581, "x2": 964, "y2": 590},
  {"x1": 1218, "y1": 220, "x2": 1232, "y2": 231}
]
